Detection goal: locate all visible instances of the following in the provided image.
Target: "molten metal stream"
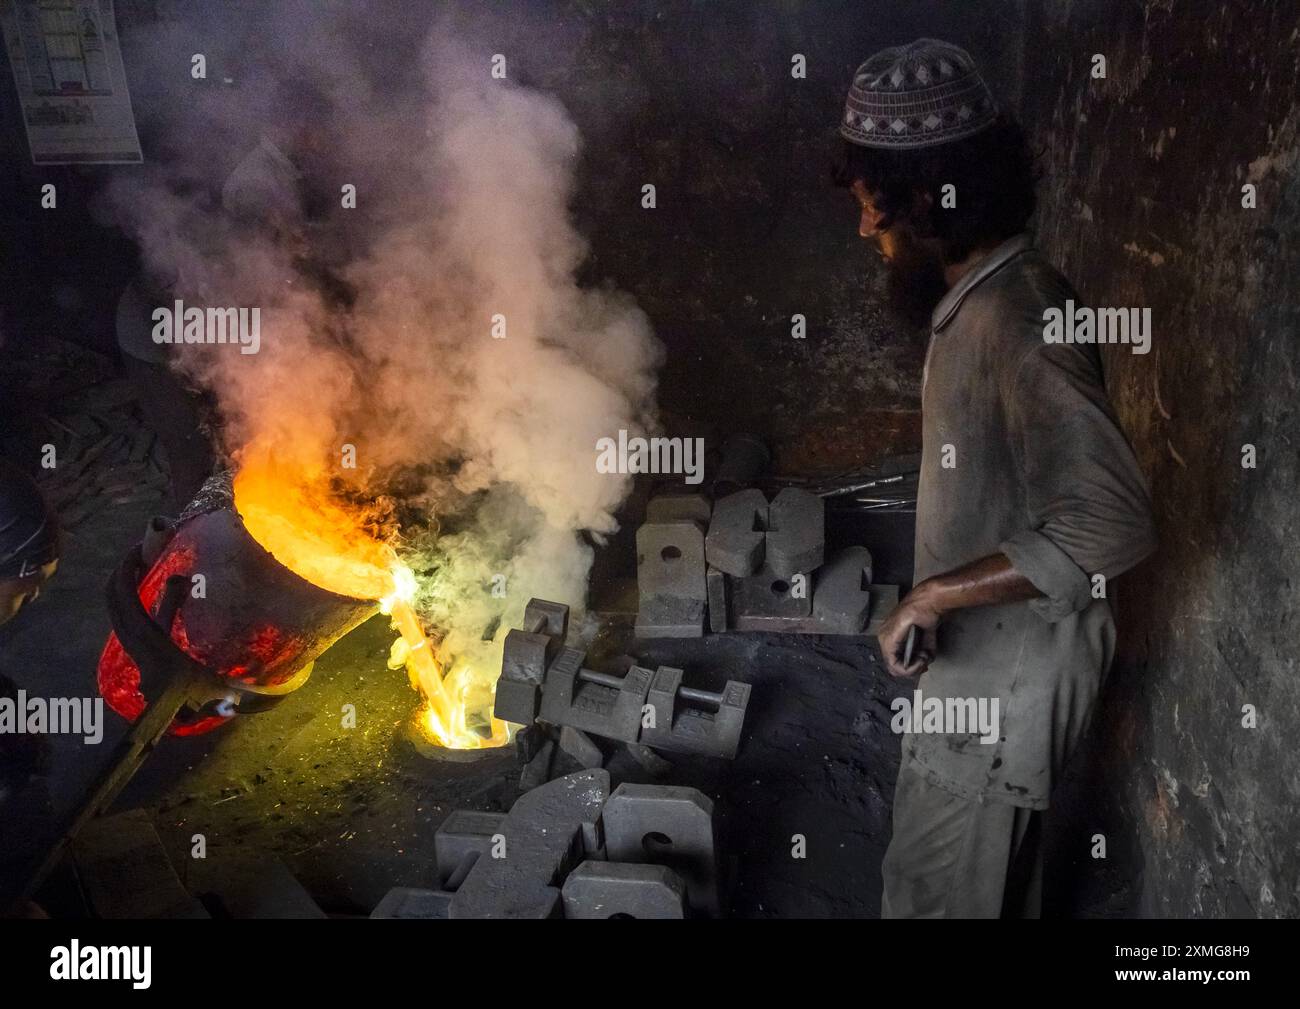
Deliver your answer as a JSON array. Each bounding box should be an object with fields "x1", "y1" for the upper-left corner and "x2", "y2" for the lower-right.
[
  {"x1": 381, "y1": 593, "x2": 509, "y2": 749},
  {"x1": 232, "y1": 451, "x2": 507, "y2": 750}
]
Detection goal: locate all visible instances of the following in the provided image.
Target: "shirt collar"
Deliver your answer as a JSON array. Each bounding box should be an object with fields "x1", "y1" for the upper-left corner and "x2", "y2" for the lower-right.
[{"x1": 930, "y1": 232, "x2": 1033, "y2": 332}]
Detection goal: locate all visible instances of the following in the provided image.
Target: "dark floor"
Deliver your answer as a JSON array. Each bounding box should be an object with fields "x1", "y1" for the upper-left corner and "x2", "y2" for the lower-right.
[{"x1": 130, "y1": 617, "x2": 913, "y2": 918}]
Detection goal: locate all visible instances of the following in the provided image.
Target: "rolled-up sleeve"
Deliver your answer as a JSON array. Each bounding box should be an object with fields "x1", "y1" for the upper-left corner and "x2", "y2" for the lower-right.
[{"x1": 999, "y1": 342, "x2": 1158, "y2": 622}]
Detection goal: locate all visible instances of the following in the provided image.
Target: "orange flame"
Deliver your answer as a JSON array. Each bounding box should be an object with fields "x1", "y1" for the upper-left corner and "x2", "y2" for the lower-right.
[{"x1": 232, "y1": 445, "x2": 507, "y2": 749}]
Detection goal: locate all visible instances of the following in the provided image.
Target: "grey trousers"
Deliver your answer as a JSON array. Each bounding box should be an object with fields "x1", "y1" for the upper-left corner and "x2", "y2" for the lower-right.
[{"x1": 881, "y1": 762, "x2": 1044, "y2": 918}]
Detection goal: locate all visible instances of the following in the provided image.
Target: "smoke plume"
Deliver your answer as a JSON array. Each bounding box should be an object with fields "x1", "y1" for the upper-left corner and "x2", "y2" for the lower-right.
[{"x1": 102, "y1": 4, "x2": 661, "y2": 681}]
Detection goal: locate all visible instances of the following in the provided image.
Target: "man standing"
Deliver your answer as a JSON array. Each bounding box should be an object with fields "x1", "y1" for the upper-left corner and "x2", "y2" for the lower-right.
[{"x1": 835, "y1": 40, "x2": 1157, "y2": 917}]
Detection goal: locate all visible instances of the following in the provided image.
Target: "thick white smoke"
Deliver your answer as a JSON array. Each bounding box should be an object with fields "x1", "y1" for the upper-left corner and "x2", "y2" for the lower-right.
[{"x1": 102, "y1": 6, "x2": 662, "y2": 679}]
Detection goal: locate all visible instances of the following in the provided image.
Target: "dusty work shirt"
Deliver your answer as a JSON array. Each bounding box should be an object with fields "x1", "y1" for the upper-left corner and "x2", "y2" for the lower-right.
[{"x1": 906, "y1": 233, "x2": 1156, "y2": 810}]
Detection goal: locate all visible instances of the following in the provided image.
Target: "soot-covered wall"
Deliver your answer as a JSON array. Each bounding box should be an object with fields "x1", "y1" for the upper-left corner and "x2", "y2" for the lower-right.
[{"x1": 1020, "y1": 0, "x2": 1300, "y2": 916}]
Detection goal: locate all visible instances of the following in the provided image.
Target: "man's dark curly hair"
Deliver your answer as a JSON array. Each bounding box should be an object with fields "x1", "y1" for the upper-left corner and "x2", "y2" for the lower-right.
[{"x1": 832, "y1": 115, "x2": 1039, "y2": 264}]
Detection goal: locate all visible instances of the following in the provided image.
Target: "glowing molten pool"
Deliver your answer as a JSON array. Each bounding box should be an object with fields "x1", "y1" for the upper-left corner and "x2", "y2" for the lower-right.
[{"x1": 233, "y1": 449, "x2": 508, "y2": 750}]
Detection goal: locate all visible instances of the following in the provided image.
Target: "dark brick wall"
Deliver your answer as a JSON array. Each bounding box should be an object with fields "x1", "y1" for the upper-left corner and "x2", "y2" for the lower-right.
[{"x1": 1020, "y1": 0, "x2": 1300, "y2": 916}]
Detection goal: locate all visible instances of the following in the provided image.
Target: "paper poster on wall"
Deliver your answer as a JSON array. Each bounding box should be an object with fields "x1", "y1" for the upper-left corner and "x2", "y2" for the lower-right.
[{"x1": 1, "y1": 0, "x2": 142, "y2": 164}]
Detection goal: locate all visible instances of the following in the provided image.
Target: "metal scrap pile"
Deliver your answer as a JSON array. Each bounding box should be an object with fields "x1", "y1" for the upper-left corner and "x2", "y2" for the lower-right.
[
  {"x1": 495, "y1": 598, "x2": 750, "y2": 791},
  {"x1": 636, "y1": 485, "x2": 899, "y2": 638},
  {"x1": 387, "y1": 438, "x2": 914, "y2": 919},
  {"x1": 373, "y1": 773, "x2": 722, "y2": 919}
]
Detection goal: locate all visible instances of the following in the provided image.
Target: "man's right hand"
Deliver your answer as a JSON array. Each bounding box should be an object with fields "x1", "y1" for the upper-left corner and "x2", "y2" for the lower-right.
[{"x1": 876, "y1": 586, "x2": 940, "y2": 678}]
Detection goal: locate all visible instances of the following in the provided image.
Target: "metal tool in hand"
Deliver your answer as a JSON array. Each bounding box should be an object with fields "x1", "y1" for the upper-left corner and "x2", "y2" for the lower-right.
[{"x1": 901, "y1": 624, "x2": 918, "y2": 669}]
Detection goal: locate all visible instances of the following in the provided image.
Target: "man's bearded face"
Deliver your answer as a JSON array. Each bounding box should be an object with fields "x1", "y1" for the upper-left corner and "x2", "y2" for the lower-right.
[
  {"x1": 851, "y1": 179, "x2": 947, "y2": 330},
  {"x1": 881, "y1": 224, "x2": 948, "y2": 330}
]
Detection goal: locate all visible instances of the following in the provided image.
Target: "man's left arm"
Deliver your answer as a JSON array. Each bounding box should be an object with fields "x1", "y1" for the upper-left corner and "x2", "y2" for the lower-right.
[{"x1": 878, "y1": 341, "x2": 1158, "y2": 677}]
